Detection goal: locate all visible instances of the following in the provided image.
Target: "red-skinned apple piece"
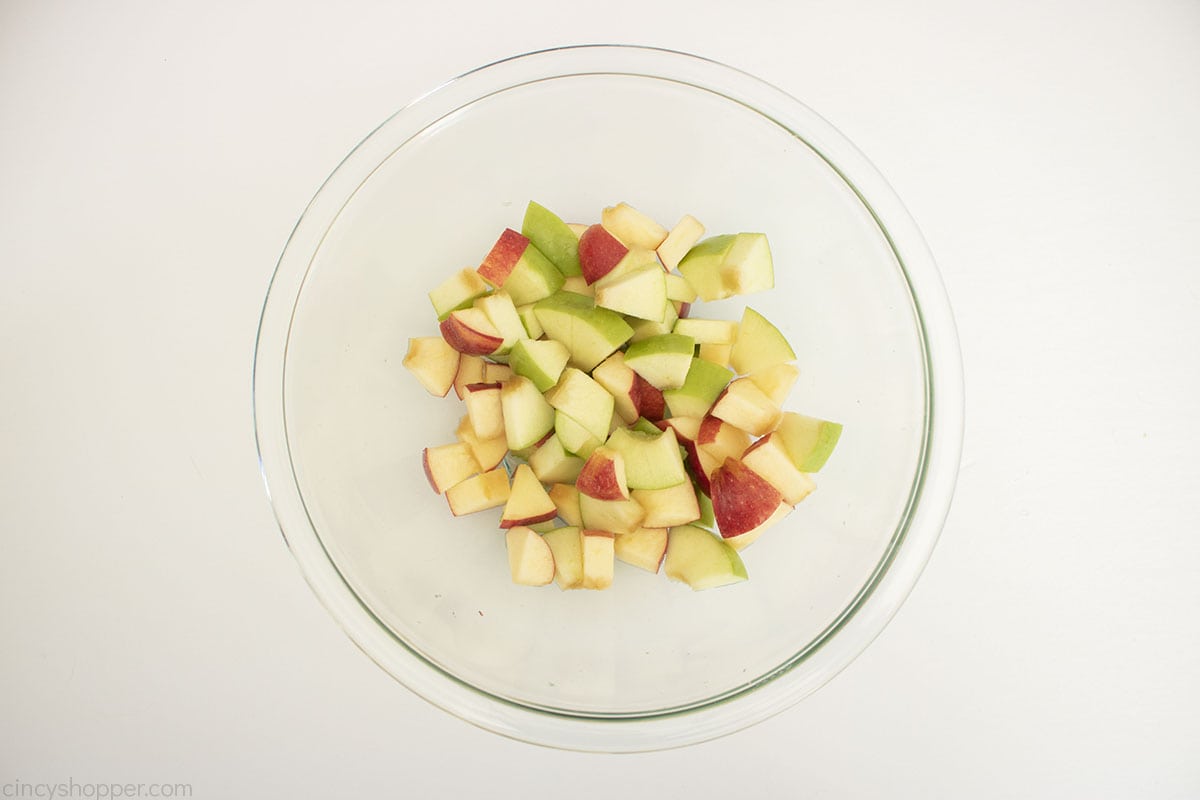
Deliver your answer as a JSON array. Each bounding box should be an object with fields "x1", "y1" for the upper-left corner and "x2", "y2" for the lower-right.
[
  {"x1": 632, "y1": 373, "x2": 666, "y2": 421},
  {"x1": 709, "y1": 457, "x2": 783, "y2": 538},
  {"x1": 439, "y1": 308, "x2": 504, "y2": 356},
  {"x1": 578, "y1": 224, "x2": 629, "y2": 284},
  {"x1": 741, "y1": 433, "x2": 816, "y2": 505},
  {"x1": 500, "y1": 464, "x2": 559, "y2": 528},
  {"x1": 422, "y1": 442, "x2": 480, "y2": 494},
  {"x1": 576, "y1": 446, "x2": 630, "y2": 501}
]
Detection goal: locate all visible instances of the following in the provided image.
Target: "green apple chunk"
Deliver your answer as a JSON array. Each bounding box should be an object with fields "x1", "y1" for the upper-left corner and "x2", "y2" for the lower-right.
[
  {"x1": 662, "y1": 357, "x2": 734, "y2": 419},
  {"x1": 729, "y1": 307, "x2": 795, "y2": 374},
  {"x1": 522, "y1": 201, "x2": 581, "y2": 277},
  {"x1": 528, "y1": 433, "x2": 584, "y2": 484},
  {"x1": 516, "y1": 303, "x2": 543, "y2": 338},
  {"x1": 429, "y1": 268, "x2": 491, "y2": 320},
  {"x1": 509, "y1": 338, "x2": 570, "y2": 392},
  {"x1": 678, "y1": 232, "x2": 774, "y2": 302},
  {"x1": 533, "y1": 291, "x2": 634, "y2": 372},
  {"x1": 604, "y1": 426, "x2": 688, "y2": 490},
  {"x1": 499, "y1": 376, "x2": 555, "y2": 451},
  {"x1": 776, "y1": 412, "x2": 843, "y2": 472},
  {"x1": 541, "y1": 526, "x2": 584, "y2": 589},
  {"x1": 594, "y1": 264, "x2": 668, "y2": 322},
  {"x1": 554, "y1": 410, "x2": 601, "y2": 458},
  {"x1": 544, "y1": 368, "x2": 614, "y2": 442},
  {"x1": 664, "y1": 272, "x2": 697, "y2": 304},
  {"x1": 623, "y1": 333, "x2": 695, "y2": 390},
  {"x1": 664, "y1": 525, "x2": 748, "y2": 590}
]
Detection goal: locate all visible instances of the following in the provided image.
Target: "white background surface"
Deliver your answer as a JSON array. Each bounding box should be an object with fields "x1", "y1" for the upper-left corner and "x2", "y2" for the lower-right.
[{"x1": 2, "y1": 0, "x2": 1198, "y2": 797}]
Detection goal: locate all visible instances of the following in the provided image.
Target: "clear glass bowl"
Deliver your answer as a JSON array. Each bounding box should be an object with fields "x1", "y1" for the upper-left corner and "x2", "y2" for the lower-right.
[{"x1": 253, "y1": 45, "x2": 963, "y2": 752}]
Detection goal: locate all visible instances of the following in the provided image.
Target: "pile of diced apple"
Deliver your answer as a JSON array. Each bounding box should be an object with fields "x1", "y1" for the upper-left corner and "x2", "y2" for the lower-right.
[{"x1": 404, "y1": 201, "x2": 842, "y2": 591}]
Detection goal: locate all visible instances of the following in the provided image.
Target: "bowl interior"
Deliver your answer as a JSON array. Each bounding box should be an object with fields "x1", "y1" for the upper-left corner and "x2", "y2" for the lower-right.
[{"x1": 279, "y1": 72, "x2": 926, "y2": 716}]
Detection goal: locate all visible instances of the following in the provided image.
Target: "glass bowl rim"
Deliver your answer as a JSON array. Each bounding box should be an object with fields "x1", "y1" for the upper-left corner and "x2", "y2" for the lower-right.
[{"x1": 253, "y1": 43, "x2": 965, "y2": 752}]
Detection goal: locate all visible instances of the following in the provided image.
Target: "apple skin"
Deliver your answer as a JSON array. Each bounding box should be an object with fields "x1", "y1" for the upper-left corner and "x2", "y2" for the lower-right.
[
  {"x1": 578, "y1": 224, "x2": 629, "y2": 284},
  {"x1": 632, "y1": 374, "x2": 665, "y2": 421},
  {"x1": 478, "y1": 227, "x2": 532, "y2": 287},
  {"x1": 439, "y1": 309, "x2": 504, "y2": 356},
  {"x1": 576, "y1": 447, "x2": 629, "y2": 501},
  {"x1": 709, "y1": 457, "x2": 784, "y2": 538}
]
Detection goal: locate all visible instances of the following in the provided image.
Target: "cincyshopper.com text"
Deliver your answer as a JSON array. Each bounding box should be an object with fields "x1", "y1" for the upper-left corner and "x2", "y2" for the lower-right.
[{"x1": 3, "y1": 780, "x2": 191, "y2": 799}]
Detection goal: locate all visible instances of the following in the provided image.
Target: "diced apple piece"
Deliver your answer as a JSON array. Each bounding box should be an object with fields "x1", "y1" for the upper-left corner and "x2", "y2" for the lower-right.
[
  {"x1": 528, "y1": 434, "x2": 585, "y2": 484},
  {"x1": 422, "y1": 442, "x2": 480, "y2": 494},
  {"x1": 477, "y1": 228, "x2": 565, "y2": 305},
  {"x1": 533, "y1": 292, "x2": 633, "y2": 371},
  {"x1": 542, "y1": 526, "x2": 584, "y2": 589},
  {"x1": 710, "y1": 378, "x2": 782, "y2": 436},
  {"x1": 696, "y1": 415, "x2": 753, "y2": 460},
  {"x1": 499, "y1": 375, "x2": 555, "y2": 451},
  {"x1": 554, "y1": 410, "x2": 601, "y2": 459},
  {"x1": 604, "y1": 426, "x2": 688, "y2": 490},
  {"x1": 697, "y1": 342, "x2": 732, "y2": 368},
  {"x1": 677, "y1": 232, "x2": 774, "y2": 302},
  {"x1": 696, "y1": 489, "x2": 715, "y2": 530},
  {"x1": 631, "y1": 480, "x2": 700, "y2": 528},
  {"x1": 453, "y1": 354, "x2": 486, "y2": 400},
  {"x1": 748, "y1": 363, "x2": 800, "y2": 405},
  {"x1": 439, "y1": 308, "x2": 504, "y2": 356},
  {"x1": 623, "y1": 333, "x2": 695, "y2": 390},
  {"x1": 455, "y1": 414, "x2": 508, "y2": 471},
  {"x1": 505, "y1": 526, "x2": 555, "y2": 586},
  {"x1": 709, "y1": 457, "x2": 784, "y2": 540},
  {"x1": 576, "y1": 446, "x2": 630, "y2": 501},
  {"x1": 560, "y1": 274, "x2": 595, "y2": 297},
  {"x1": 656, "y1": 215, "x2": 706, "y2": 271},
  {"x1": 662, "y1": 357, "x2": 734, "y2": 419},
  {"x1": 729, "y1": 307, "x2": 795, "y2": 375},
  {"x1": 484, "y1": 362, "x2": 513, "y2": 383},
  {"x1": 775, "y1": 412, "x2": 844, "y2": 472},
  {"x1": 664, "y1": 525, "x2": 747, "y2": 590},
  {"x1": 627, "y1": 296, "x2": 679, "y2": 343},
  {"x1": 578, "y1": 494, "x2": 646, "y2": 535},
  {"x1": 516, "y1": 303, "x2": 544, "y2": 338},
  {"x1": 445, "y1": 467, "x2": 510, "y2": 516},
  {"x1": 672, "y1": 318, "x2": 737, "y2": 345},
  {"x1": 664, "y1": 273, "x2": 698, "y2": 303},
  {"x1": 403, "y1": 337, "x2": 460, "y2": 397},
  {"x1": 474, "y1": 292, "x2": 526, "y2": 354},
  {"x1": 594, "y1": 264, "x2": 668, "y2": 322},
  {"x1": 500, "y1": 464, "x2": 558, "y2": 528},
  {"x1": 547, "y1": 483, "x2": 583, "y2": 527},
  {"x1": 601, "y1": 202, "x2": 668, "y2": 250},
  {"x1": 544, "y1": 367, "x2": 614, "y2": 442},
  {"x1": 581, "y1": 529, "x2": 616, "y2": 590},
  {"x1": 614, "y1": 527, "x2": 669, "y2": 573},
  {"x1": 578, "y1": 224, "x2": 629, "y2": 284},
  {"x1": 521, "y1": 201, "x2": 581, "y2": 277},
  {"x1": 741, "y1": 433, "x2": 817, "y2": 505},
  {"x1": 463, "y1": 382, "x2": 504, "y2": 440},
  {"x1": 509, "y1": 338, "x2": 570, "y2": 392},
  {"x1": 429, "y1": 267, "x2": 491, "y2": 320}
]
